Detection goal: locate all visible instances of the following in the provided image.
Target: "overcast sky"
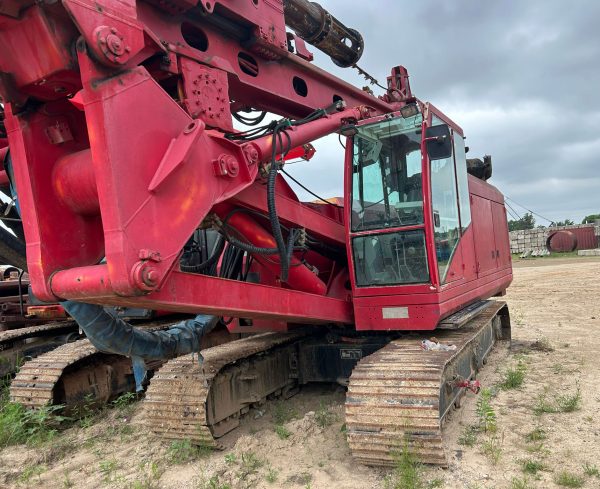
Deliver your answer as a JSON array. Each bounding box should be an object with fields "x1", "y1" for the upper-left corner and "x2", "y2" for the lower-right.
[{"x1": 281, "y1": 0, "x2": 599, "y2": 225}]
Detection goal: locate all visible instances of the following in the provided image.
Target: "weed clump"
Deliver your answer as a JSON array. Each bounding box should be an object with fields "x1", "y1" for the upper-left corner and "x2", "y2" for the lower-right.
[
  {"x1": 476, "y1": 388, "x2": 497, "y2": 433},
  {"x1": 384, "y1": 444, "x2": 424, "y2": 489},
  {"x1": 166, "y1": 439, "x2": 211, "y2": 464},
  {"x1": 534, "y1": 386, "x2": 581, "y2": 415},
  {"x1": 520, "y1": 459, "x2": 545, "y2": 475},
  {"x1": 500, "y1": 361, "x2": 526, "y2": 390},
  {"x1": 583, "y1": 462, "x2": 599, "y2": 477},
  {"x1": 511, "y1": 476, "x2": 534, "y2": 489},
  {"x1": 0, "y1": 401, "x2": 68, "y2": 448},
  {"x1": 271, "y1": 401, "x2": 297, "y2": 425},
  {"x1": 525, "y1": 427, "x2": 546, "y2": 442},
  {"x1": 274, "y1": 424, "x2": 291, "y2": 440},
  {"x1": 555, "y1": 471, "x2": 584, "y2": 488},
  {"x1": 314, "y1": 401, "x2": 338, "y2": 429},
  {"x1": 457, "y1": 425, "x2": 478, "y2": 447}
]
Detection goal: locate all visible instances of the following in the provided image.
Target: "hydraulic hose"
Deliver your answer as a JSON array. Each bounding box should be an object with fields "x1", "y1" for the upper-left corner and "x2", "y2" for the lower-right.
[{"x1": 61, "y1": 300, "x2": 219, "y2": 390}]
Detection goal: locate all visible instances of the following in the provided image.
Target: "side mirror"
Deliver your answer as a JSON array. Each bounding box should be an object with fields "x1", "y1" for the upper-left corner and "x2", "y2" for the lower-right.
[{"x1": 425, "y1": 124, "x2": 452, "y2": 160}]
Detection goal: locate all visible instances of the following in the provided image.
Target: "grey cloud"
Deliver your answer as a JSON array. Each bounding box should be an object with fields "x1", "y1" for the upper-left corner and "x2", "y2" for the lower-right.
[{"x1": 283, "y1": 0, "x2": 600, "y2": 223}]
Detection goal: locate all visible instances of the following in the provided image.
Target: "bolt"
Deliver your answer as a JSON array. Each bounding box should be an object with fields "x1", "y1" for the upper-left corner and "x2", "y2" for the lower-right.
[
  {"x1": 144, "y1": 268, "x2": 159, "y2": 286},
  {"x1": 110, "y1": 27, "x2": 117, "y2": 34}
]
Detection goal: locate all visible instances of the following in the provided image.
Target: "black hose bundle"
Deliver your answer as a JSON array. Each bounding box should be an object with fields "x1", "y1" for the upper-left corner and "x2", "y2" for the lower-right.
[{"x1": 225, "y1": 103, "x2": 346, "y2": 282}]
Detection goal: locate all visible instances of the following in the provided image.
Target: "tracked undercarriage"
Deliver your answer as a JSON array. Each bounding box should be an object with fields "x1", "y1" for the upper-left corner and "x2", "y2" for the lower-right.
[
  {"x1": 8, "y1": 319, "x2": 237, "y2": 412},
  {"x1": 10, "y1": 338, "x2": 145, "y2": 410},
  {"x1": 143, "y1": 301, "x2": 510, "y2": 466},
  {"x1": 0, "y1": 321, "x2": 79, "y2": 378}
]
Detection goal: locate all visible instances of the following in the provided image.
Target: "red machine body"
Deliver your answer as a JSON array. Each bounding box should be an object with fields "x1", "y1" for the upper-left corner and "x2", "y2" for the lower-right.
[{"x1": 0, "y1": 0, "x2": 511, "y2": 332}]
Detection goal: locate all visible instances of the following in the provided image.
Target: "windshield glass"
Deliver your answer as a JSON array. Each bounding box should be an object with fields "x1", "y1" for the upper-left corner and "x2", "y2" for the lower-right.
[{"x1": 351, "y1": 114, "x2": 423, "y2": 231}]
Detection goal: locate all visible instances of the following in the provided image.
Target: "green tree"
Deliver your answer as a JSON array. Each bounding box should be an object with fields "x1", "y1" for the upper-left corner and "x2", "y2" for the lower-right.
[
  {"x1": 582, "y1": 214, "x2": 600, "y2": 224},
  {"x1": 508, "y1": 212, "x2": 535, "y2": 231},
  {"x1": 551, "y1": 219, "x2": 575, "y2": 227}
]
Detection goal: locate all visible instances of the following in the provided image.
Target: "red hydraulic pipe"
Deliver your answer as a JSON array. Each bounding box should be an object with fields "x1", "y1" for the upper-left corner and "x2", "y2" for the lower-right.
[
  {"x1": 50, "y1": 264, "x2": 113, "y2": 299},
  {"x1": 52, "y1": 148, "x2": 100, "y2": 216},
  {"x1": 247, "y1": 106, "x2": 369, "y2": 164},
  {"x1": 226, "y1": 211, "x2": 327, "y2": 296}
]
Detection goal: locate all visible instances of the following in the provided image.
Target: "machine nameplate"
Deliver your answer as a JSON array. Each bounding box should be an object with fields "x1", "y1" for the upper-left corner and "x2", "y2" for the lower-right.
[
  {"x1": 382, "y1": 307, "x2": 409, "y2": 319},
  {"x1": 340, "y1": 349, "x2": 362, "y2": 360}
]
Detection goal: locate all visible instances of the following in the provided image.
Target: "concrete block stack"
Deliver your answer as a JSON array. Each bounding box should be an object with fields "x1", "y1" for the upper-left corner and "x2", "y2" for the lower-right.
[
  {"x1": 509, "y1": 228, "x2": 548, "y2": 254},
  {"x1": 578, "y1": 249, "x2": 600, "y2": 256},
  {"x1": 510, "y1": 223, "x2": 600, "y2": 255}
]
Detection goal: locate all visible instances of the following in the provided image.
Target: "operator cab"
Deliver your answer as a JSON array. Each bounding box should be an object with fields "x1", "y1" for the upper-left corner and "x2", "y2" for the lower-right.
[
  {"x1": 350, "y1": 112, "x2": 428, "y2": 286},
  {"x1": 345, "y1": 104, "x2": 478, "y2": 330}
]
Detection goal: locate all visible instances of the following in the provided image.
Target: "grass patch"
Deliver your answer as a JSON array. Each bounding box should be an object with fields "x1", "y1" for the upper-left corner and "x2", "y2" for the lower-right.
[
  {"x1": 534, "y1": 386, "x2": 582, "y2": 415},
  {"x1": 314, "y1": 401, "x2": 338, "y2": 429},
  {"x1": 198, "y1": 475, "x2": 231, "y2": 489},
  {"x1": 476, "y1": 388, "x2": 497, "y2": 433},
  {"x1": 457, "y1": 425, "x2": 478, "y2": 447},
  {"x1": 0, "y1": 401, "x2": 68, "y2": 448},
  {"x1": 556, "y1": 389, "x2": 582, "y2": 412},
  {"x1": 274, "y1": 424, "x2": 291, "y2": 440},
  {"x1": 271, "y1": 401, "x2": 297, "y2": 425},
  {"x1": 520, "y1": 459, "x2": 545, "y2": 475},
  {"x1": 525, "y1": 427, "x2": 546, "y2": 442},
  {"x1": 500, "y1": 361, "x2": 526, "y2": 390},
  {"x1": 99, "y1": 458, "x2": 119, "y2": 484},
  {"x1": 17, "y1": 464, "x2": 46, "y2": 484},
  {"x1": 237, "y1": 451, "x2": 264, "y2": 482},
  {"x1": 555, "y1": 471, "x2": 584, "y2": 487},
  {"x1": 511, "y1": 476, "x2": 534, "y2": 489},
  {"x1": 524, "y1": 442, "x2": 550, "y2": 456},
  {"x1": 111, "y1": 391, "x2": 137, "y2": 412},
  {"x1": 265, "y1": 468, "x2": 278, "y2": 483},
  {"x1": 166, "y1": 439, "x2": 211, "y2": 464},
  {"x1": 128, "y1": 460, "x2": 163, "y2": 489},
  {"x1": 481, "y1": 436, "x2": 502, "y2": 464},
  {"x1": 583, "y1": 462, "x2": 599, "y2": 477},
  {"x1": 427, "y1": 479, "x2": 444, "y2": 488},
  {"x1": 383, "y1": 444, "x2": 426, "y2": 489}
]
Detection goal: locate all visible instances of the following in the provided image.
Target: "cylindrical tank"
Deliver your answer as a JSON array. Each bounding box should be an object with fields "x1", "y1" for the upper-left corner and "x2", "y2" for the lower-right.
[
  {"x1": 546, "y1": 231, "x2": 577, "y2": 252},
  {"x1": 226, "y1": 212, "x2": 327, "y2": 296}
]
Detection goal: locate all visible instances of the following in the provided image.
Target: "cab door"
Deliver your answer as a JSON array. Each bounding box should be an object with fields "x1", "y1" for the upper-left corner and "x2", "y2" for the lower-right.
[
  {"x1": 472, "y1": 195, "x2": 498, "y2": 276},
  {"x1": 430, "y1": 116, "x2": 463, "y2": 284}
]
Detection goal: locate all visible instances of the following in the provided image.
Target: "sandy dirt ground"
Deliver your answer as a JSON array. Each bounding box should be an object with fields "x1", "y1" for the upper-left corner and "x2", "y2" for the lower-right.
[{"x1": 1, "y1": 256, "x2": 599, "y2": 489}]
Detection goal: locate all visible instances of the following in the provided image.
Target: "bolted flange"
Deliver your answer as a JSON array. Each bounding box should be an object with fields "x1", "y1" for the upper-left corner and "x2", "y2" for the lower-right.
[
  {"x1": 131, "y1": 261, "x2": 160, "y2": 292},
  {"x1": 94, "y1": 26, "x2": 131, "y2": 65}
]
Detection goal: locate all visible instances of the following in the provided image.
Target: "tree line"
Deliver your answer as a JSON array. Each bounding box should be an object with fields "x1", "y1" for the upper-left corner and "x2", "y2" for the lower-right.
[{"x1": 508, "y1": 213, "x2": 600, "y2": 232}]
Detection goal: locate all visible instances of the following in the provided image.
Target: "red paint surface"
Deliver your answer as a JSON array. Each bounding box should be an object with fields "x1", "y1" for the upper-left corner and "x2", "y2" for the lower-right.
[{"x1": 0, "y1": 1, "x2": 513, "y2": 332}]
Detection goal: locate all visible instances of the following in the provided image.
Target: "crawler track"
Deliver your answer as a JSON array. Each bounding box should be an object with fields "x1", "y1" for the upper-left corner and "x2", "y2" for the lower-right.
[
  {"x1": 10, "y1": 338, "x2": 135, "y2": 409},
  {"x1": 144, "y1": 331, "x2": 307, "y2": 446},
  {"x1": 0, "y1": 321, "x2": 79, "y2": 378},
  {"x1": 345, "y1": 300, "x2": 510, "y2": 466},
  {"x1": 9, "y1": 319, "x2": 185, "y2": 410}
]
